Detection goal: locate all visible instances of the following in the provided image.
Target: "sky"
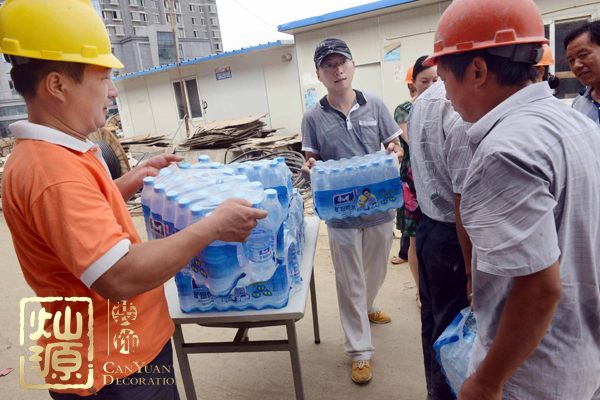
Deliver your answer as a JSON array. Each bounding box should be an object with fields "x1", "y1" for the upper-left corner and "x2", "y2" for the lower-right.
[{"x1": 216, "y1": 0, "x2": 379, "y2": 51}]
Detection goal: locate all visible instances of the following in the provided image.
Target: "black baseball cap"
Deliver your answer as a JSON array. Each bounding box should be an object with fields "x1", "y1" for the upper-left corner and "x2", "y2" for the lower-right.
[{"x1": 314, "y1": 38, "x2": 353, "y2": 69}]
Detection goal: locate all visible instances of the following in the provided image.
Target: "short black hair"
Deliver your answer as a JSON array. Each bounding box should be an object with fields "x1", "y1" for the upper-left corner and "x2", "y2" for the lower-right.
[
  {"x1": 362, "y1": 188, "x2": 370, "y2": 195},
  {"x1": 564, "y1": 20, "x2": 600, "y2": 50},
  {"x1": 438, "y1": 50, "x2": 538, "y2": 86},
  {"x1": 412, "y1": 55, "x2": 434, "y2": 82},
  {"x1": 10, "y1": 58, "x2": 86, "y2": 100}
]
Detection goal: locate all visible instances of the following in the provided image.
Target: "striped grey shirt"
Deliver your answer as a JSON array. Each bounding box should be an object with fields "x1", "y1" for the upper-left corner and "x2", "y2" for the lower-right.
[
  {"x1": 462, "y1": 82, "x2": 600, "y2": 399},
  {"x1": 572, "y1": 86, "x2": 600, "y2": 127},
  {"x1": 407, "y1": 80, "x2": 471, "y2": 223}
]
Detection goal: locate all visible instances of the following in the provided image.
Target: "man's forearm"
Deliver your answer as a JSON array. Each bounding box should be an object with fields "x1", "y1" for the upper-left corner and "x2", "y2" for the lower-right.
[
  {"x1": 454, "y1": 194, "x2": 472, "y2": 277},
  {"x1": 91, "y1": 217, "x2": 221, "y2": 301},
  {"x1": 114, "y1": 169, "x2": 143, "y2": 202},
  {"x1": 474, "y1": 261, "x2": 562, "y2": 391}
]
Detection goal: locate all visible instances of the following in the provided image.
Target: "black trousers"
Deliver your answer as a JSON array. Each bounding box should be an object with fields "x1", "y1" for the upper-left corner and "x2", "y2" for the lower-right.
[
  {"x1": 398, "y1": 234, "x2": 410, "y2": 259},
  {"x1": 50, "y1": 340, "x2": 181, "y2": 400},
  {"x1": 416, "y1": 215, "x2": 469, "y2": 400}
]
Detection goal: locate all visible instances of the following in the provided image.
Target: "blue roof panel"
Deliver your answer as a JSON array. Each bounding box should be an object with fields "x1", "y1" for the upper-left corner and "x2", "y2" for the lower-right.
[
  {"x1": 277, "y1": 0, "x2": 418, "y2": 32},
  {"x1": 114, "y1": 40, "x2": 290, "y2": 82}
]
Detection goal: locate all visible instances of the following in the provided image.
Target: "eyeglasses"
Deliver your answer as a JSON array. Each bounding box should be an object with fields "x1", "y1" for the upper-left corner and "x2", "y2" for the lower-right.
[{"x1": 320, "y1": 58, "x2": 352, "y2": 71}]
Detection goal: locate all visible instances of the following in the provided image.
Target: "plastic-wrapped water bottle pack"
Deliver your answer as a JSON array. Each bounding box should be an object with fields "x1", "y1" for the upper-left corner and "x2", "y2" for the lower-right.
[
  {"x1": 433, "y1": 307, "x2": 477, "y2": 398},
  {"x1": 141, "y1": 155, "x2": 306, "y2": 313},
  {"x1": 310, "y1": 151, "x2": 403, "y2": 220}
]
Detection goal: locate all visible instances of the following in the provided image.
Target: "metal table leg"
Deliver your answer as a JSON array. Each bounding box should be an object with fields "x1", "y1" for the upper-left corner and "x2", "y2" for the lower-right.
[
  {"x1": 286, "y1": 320, "x2": 305, "y2": 400},
  {"x1": 309, "y1": 270, "x2": 321, "y2": 344},
  {"x1": 172, "y1": 324, "x2": 197, "y2": 400}
]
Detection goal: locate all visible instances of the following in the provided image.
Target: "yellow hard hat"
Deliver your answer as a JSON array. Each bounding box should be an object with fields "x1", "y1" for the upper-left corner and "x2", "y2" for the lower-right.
[
  {"x1": 0, "y1": 0, "x2": 124, "y2": 69},
  {"x1": 535, "y1": 44, "x2": 554, "y2": 67}
]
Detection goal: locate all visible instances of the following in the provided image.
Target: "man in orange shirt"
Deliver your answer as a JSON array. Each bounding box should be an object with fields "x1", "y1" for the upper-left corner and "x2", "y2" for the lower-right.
[{"x1": 0, "y1": 1, "x2": 266, "y2": 398}]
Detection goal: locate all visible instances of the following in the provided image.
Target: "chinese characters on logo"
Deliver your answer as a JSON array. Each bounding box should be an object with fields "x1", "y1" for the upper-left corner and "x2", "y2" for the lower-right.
[
  {"x1": 19, "y1": 297, "x2": 93, "y2": 389},
  {"x1": 110, "y1": 301, "x2": 140, "y2": 355}
]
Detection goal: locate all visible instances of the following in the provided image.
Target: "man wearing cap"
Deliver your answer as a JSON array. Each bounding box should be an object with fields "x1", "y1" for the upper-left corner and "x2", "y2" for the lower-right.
[
  {"x1": 426, "y1": 0, "x2": 600, "y2": 399},
  {"x1": 566, "y1": 20, "x2": 600, "y2": 127},
  {"x1": 0, "y1": 1, "x2": 266, "y2": 398},
  {"x1": 300, "y1": 38, "x2": 403, "y2": 384}
]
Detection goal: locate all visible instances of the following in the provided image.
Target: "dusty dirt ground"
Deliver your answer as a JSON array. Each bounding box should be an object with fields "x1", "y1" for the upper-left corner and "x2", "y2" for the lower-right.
[{"x1": 0, "y1": 212, "x2": 426, "y2": 399}]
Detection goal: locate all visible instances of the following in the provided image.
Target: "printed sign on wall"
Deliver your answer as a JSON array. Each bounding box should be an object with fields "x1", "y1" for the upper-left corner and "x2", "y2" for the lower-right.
[{"x1": 215, "y1": 66, "x2": 232, "y2": 81}]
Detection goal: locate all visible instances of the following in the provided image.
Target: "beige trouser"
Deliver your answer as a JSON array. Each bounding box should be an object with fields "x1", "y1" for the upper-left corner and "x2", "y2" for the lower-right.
[{"x1": 327, "y1": 221, "x2": 394, "y2": 361}]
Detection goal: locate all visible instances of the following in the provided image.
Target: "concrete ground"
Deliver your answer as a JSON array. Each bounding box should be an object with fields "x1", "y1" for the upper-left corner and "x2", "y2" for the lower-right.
[{"x1": 0, "y1": 212, "x2": 426, "y2": 399}]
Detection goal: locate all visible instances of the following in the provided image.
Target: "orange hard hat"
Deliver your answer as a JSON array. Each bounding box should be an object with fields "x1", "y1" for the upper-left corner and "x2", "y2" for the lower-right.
[
  {"x1": 536, "y1": 44, "x2": 554, "y2": 66},
  {"x1": 424, "y1": 0, "x2": 548, "y2": 66},
  {"x1": 404, "y1": 65, "x2": 414, "y2": 84}
]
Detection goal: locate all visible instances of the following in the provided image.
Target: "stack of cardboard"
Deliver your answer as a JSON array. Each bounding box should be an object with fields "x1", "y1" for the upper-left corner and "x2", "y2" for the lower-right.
[
  {"x1": 119, "y1": 134, "x2": 171, "y2": 152},
  {"x1": 179, "y1": 113, "x2": 273, "y2": 150}
]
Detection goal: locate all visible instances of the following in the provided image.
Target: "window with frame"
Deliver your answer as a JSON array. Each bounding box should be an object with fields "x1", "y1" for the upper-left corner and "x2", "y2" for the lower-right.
[
  {"x1": 201, "y1": 18, "x2": 206, "y2": 26},
  {"x1": 208, "y1": 5, "x2": 217, "y2": 13},
  {"x1": 141, "y1": 12, "x2": 148, "y2": 21},
  {"x1": 173, "y1": 0, "x2": 179, "y2": 10},
  {"x1": 214, "y1": 42, "x2": 221, "y2": 51},
  {"x1": 178, "y1": 43, "x2": 185, "y2": 61},
  {"x1": 546, "y1": 17, "x2": 590, "y2": 100},
  {"x1": 189, "y1": 4, "x2": 194, "y2": 11},
  {"x1": 139, "y1": 0, "x2": 145, "y2": 6},
  {"x1": 115, "y1": 25, "x2": 125, "y2": 35},
  {"x1": 173, "y1": 78, "x2": 203, "y2": 119},
  {"x1": 157, "y1": 31, "x2": 175, "y2": 65},
  {"x1": 154, "y1": 14, "x2": 161, "y2": 22},
  {"x1": 133, "y1": 26, "x2": 145, "y2": 35},
  {"x1": 192, "y1": 17, "x2": 197, "y2": 25},
  {"x1": 152, "y1": 0, "x2": 158, "y2": 8},
  {"x1": 131, "y1": 11, "x2": 141, "y2": 21},
  {"x1": 193, "y1": 30, "x2": 199, "y2": 38},
  {"x1": 112, "y1": 10, "x2": 122, "y2": 19},
  {"x1": 166, "y1": 13, "x2": 171, "y2": 22},
  {"x1": 212, "y1": 31, "x2": 220, "y2": 38},
  {"x1": 128, "y1": 0, "x2": 139, "y2": 6},
  {"x1": 178, "y1": 28, "x2": 185, "y2": 38},
  {"x1": 210, "y1": 18, "x2": 218, "y2": 26},
  {"x1": 163, "y1": 0, "x2": 168, "y2": 9},
  {"x1": 176, "y1": 14, "x2": 182, "y2": 25}
]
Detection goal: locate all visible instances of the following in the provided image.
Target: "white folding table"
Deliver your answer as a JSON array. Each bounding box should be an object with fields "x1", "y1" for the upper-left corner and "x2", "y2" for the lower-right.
[{"x1": 165, "y1": 217, "x2": 321, "y2": 400}]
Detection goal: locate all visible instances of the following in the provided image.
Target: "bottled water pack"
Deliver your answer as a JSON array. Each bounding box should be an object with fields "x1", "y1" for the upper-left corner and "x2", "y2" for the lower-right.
[
  {"x1": 141, "y1": 156, "x2": 306, "y2": 313},
  {"x1": 310, "y1": 152, "x2": 403, "y2": 220},
  {"x1": 433, "y1": 307, "x2": 477, "y2": 398}
]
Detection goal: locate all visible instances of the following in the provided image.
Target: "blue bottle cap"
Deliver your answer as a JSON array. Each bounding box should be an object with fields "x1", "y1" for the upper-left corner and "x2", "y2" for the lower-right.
[
  {"x1": 209, "y1": 162, "x2": 221, "y2": 169},
  {"x1": 251, "y1": 181, "x2": 263, "y2": 189},
  {"x1": 253, "y1": 164, "x2": 262, "y2": 170},
  {"x1": 236, "y1": 165, "x2": 247, "y2": 172},
  {"x1": 154, "y1": 183, "x2": 166, "y2": 193},
  {"x1": 191, "y1": 205, "x2": 204, "y2": 216},
  {"x1": 143, "y1": 176, "x2": 155, "y2": 185},
  {"x1": 269, "y1": 161, "x2": 278, "y2": 168},
  {"x1": 344, "y1": 166, "x2": 353, "y2": 171},
  {"x1": 358, "y1": 164, "x2": 367, "y2": 169},
  {"x1": 385, "y1": 157, "x2": 394, "y2": 163},
  {"x1": 372, "y1": 161, "x2": 381, "y2": 167},
  {"x1": 166, "y1": 191, "x2": 178, "y2": 200},
  {"x1": 265, "y1": 189, "x2": 277, "y2": 198},
  {"x1": 178, "y1": 198, "x2": 191, "y2": 208},
  {"x1": 180, "y1": 163, "x2": 191, "y2": 169},
  {"x1": 277, "y1": 157, "x2": 285, "y2": 163},
  {"x1": 236, "y1": 175, "x2": 249, "y2": 182},
  {"x1": 209, "y1": 196, "x2": 223, "y2": 204},
  {"x1": 223, "y1": 168, "x2": 235, "y2": 176},
  {"x1": 172, "y1": 176, "x2": 183, "y2": 183},
  {"x1": 198, "y1": 155, "x2": 210, "y2": 163},
  {"x1": 251, "y1": 199, "x2": 262, "y2": 208},
  {"x1": 331, "y1": 168, "x2": 340, "y2": 173},
  {"x1": 159, "y1": 168, "x2": 172, "y2": 176}
]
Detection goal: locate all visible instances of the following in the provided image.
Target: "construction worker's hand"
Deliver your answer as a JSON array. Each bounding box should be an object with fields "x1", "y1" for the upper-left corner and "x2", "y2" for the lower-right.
[
  {"x1": 458, "y1": 373, "x2": 502, "y2": 400},
  {"x1": 206, "y1": 198, "x2": 268, "y2": 243},
  {"x1": 301, "y1": 158, "x2": 318, "y2": 182},
  {"x1": 137, "y1": 154, "x2": 185, "y2": 178},
  {"x1": 385, "y1": 140, "x2": 404, "y2": 164}
]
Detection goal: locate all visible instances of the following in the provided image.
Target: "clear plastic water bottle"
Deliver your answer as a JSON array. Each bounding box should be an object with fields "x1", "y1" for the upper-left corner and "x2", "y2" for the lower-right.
[
  {"x1": 235, "y1": 165, "x2": 247, "y2": 176},
  {"x1": 210, "y1": 162, "x2": 222, "y2": 170},
  {"x1": 150, "y1": 183, "x2": 167, "y2": 239},
  {"x1": 141, "y1": 176, "x2": 155, "y2": 240},
  {"x1": 267, "y1": 160, "x2": 289, "y2": 220},
  {"x1": 156, "y1": 168, "x2": 172, "y2": 184},
  {"x1": 284, "y1": 229, "x2": 301, "y2": 286},
  {"x1": 264, "y1": 189, "x2": 284, "y2": 262},
  {"x1": 223, "y1": 167, "x2": 235, "y2": 177},
  {"x1": 175, "y1": 198, "x2": 191, "y2": 232},
  {"x1": 384, "y1": 156, "x2": 398, "y2": 180},
  {"x1": 276, "y1": 157, "x2": 294, "y2": 201},
  {"x1": 180, "y1": 163, "x2": 191, "y2": 169},
  {"x1": 252, "y1": 164, "x2": 265, "y2": 185},
  {"x1": 162, "y1": 190, "x2": 179, "y2": 236},
  {"x1": 245, "y1": 199, "x2": 276, "y2": 281},
  {"x1": 196, "y1": 155, "x2": 211, "y2": 168},
  {"x1": 189, "y1": 205, "x2": 205, "y2": 224}
]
